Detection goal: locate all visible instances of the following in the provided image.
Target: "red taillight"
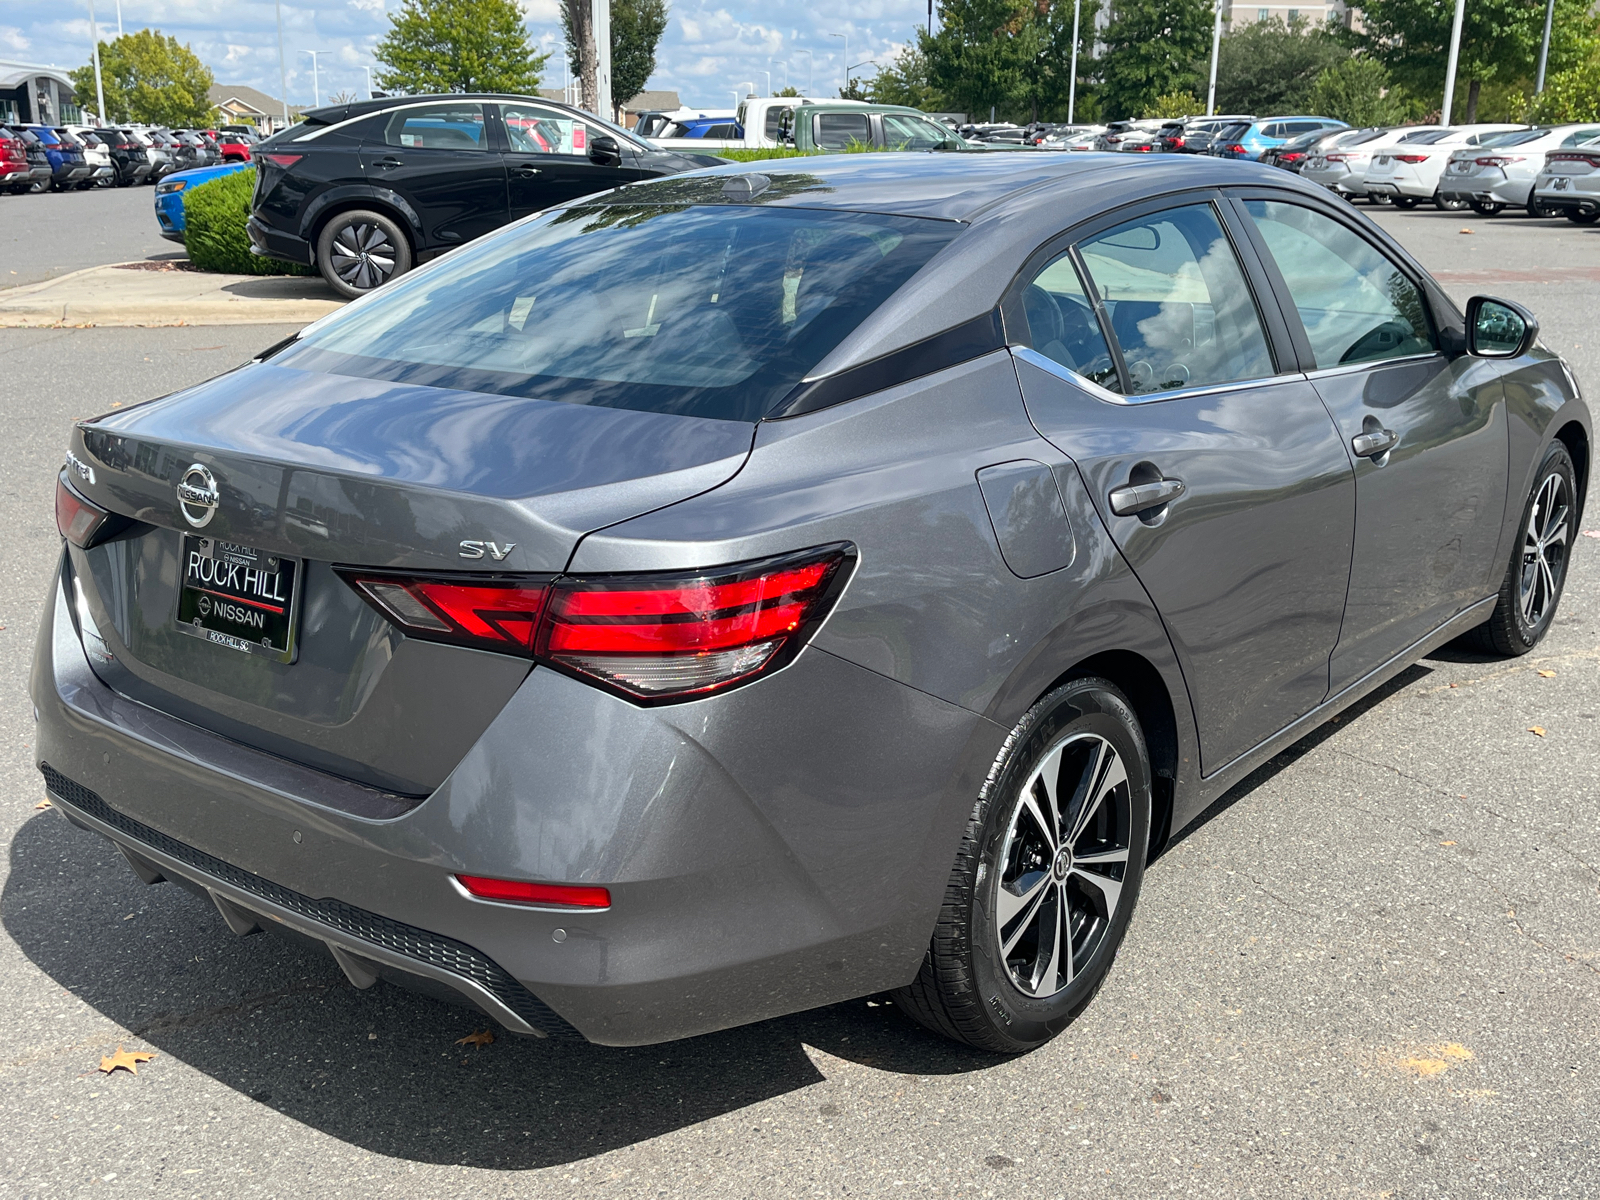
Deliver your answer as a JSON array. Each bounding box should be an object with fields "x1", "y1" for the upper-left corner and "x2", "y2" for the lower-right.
[
  {"x1": 261, "y1": 152, "x2": 302, "y2": 168},
  {"x1": 1224, "y1": 143, "x2": 1245, "y2": 153},
  {"x1": 1170, "y1": 137, "x2": 1184, "y2": 147},
  {"x1": 55, "y1": 476, "x2": 110, "y2": 548},
  {"x1": 342, "y1": 571, "x2": 552, "y2": 654},
  {"x1": 1132, "y1": 143, "x2": 1155, "y2": 152},
  {"x1": 538, "y1": 545, "x2": 852, "y2": 700},
  {"x1": 1474, "y1": 155, "x2": 1524, "y2": 167},
  {"x1": 339, "y1": 544, "x2": 853, "y2": 702},
  {"x1": 456, "y1": 875, "x2": 611, "y2": 909},
  {"x1": 1323, "y1": 153, "x2": 1348, "y2": 162},
  {"x1": 1393, "y1": 154, "x2": 1428, "y2": 164},
  {"x1": 1282, "y1": 152, "x2": 1304, "y2": 162},
  {"x1": 1547, "y1": 152, "x2": 1595, "y2": 163}
]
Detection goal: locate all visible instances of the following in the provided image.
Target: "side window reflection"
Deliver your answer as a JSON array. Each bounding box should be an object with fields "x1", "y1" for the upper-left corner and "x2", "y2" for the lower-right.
[{"x1": 1020, "y1": 252, "x2": 1122, "y2": 393}]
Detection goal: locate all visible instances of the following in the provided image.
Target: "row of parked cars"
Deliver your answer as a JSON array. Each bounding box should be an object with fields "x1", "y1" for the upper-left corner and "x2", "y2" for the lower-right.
[{"x1": 0, "y1": 123, "x2": 258, "y2": 194}]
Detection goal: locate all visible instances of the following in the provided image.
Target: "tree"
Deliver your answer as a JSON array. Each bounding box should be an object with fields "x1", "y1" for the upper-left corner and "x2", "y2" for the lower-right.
[
  {"x1": 1095, "y1": 0, "x2": 1212, "y2": 121},
  {"x1": 1303, "y1": 56, "x2": 1414, "y2": 124},
  {"x1": 375, "y1": 0, "x2": 547, "y2": 95},
  {"x1": 921, "y1": 0, "x2": 1080, "y2": 122},
  {"x1": 69, "y1": 30, "x2": 214, "y2": 125},
  {"x1": 866, "y1": 44, "x2": 946, "y2": 110},
  {"x1": 1358, "y1": 0, "x2": 1594, "y2": 122},
  {"x1": 612, "y1": 0, "x2": 669, "y2": 108},
  {"x1": 1526, "y1": 53, "x2": 1600, "y2": 121},
  {"x1": 564, "y1": 0, "x2": 670, "y2": 117},
  {"x1": 776, "y1": 85, "x2": 800, "y2": 97},
  {"x1": 1213, "y1": 17, "x2": 1350, "y2": 116},
  {"x1": 1144, "y1": 91, "x2": 1202, "y2": 117},
  {"x1": 840, "y1": 76, "x2": 870, "y2": 100}
]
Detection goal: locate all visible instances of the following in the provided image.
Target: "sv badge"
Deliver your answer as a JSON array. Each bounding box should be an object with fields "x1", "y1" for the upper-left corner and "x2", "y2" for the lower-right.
[{"x1": 459, "y1": 540, "x2": 516, "y2": 561}]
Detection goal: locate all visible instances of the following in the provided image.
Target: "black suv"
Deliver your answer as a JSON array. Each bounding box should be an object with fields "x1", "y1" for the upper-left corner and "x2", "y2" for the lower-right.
[{"x1": 249, "y1": 94, "x2": 725, "y2": 297}]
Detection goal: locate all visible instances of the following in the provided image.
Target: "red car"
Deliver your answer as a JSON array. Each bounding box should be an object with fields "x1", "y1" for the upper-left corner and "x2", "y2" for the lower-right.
[{"x1": 201, "y1": 128, "x2": 256, "y2": 162}]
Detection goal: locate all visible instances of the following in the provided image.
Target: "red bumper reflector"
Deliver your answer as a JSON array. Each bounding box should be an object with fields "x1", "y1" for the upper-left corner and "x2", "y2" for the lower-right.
[
  {"x1": 456, "y1": 875, "x2": 611, "y2": 908},
  {"x1": 55, "y1": 476, "x2": 110, "y2": 548}
]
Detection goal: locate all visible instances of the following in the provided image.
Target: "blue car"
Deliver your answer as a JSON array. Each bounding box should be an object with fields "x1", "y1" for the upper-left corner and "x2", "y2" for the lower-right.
[
  {"x1": 674, "y1": 116, "x2": 743, "y2": 139},
  {"x1": 154, "y1": 162, "x2": 251, "y2": 242},
  {"x1": 1209, "y1": 116, "x2": 1347, "y2": 161},
  {"x1": 20, "y1": 125, "x2": 89, "y2": 190}
]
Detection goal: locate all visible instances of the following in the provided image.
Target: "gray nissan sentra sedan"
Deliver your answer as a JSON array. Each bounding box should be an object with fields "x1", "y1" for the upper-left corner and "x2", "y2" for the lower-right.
[{"x1": 36, "y1": 153, "x2": 1589, "y2": 1053}]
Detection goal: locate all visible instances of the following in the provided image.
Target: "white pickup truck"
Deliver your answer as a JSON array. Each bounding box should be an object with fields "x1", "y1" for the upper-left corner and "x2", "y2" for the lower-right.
[{"x1": 645, "y1": 96, "x2": 877, "y2": 153}]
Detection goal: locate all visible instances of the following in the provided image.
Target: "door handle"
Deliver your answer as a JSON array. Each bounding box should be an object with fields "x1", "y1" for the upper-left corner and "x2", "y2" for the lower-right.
[
  {"x1": 1351, "y1": 428, "x2": 1399, "y2": 459},
  {"x1": 1109, "y1": 477, "x2": 1185, "y2": 517},
  {"x1": 373, "y1": 156, "x2": 402, "y2": 169},
  {"x1": 513, "y1": 165, "x2": 541, "y2": 177}
]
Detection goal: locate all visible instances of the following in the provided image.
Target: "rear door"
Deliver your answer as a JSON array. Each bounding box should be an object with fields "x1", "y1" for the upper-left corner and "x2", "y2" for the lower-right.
[
  {"x1": 814, "y1": 110, "x2": 873, "y2": 151},
  {"x1": 494, "y1": 101, "x2": 638, "y2": 220},
  {"x1": 1232, "y1": 193, "x2": 1508, "y2": 690},
  {"x1": 360, "y1": 101, "x2": 506, "y2": 248},
  {"x1": 1012, "y1": 196, "x2": 1356, "y2": 774}
]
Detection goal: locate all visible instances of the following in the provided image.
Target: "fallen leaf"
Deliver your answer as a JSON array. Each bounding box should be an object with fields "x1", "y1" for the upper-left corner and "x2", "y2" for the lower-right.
[
  {"x1": 455, "y1": 1029, "x2": 494, "y2": 1048},
  {"x1": 1582, "y1": 530, "x2": 1600, "y2": 539},
  {"x1": 1439, "y1": 841, "x2": 1457, "y2": 846},
  {"x1": 34, "y1": 799, "x2": 52, "y2": 810},
  {"x1": 99, "y1": 1046, "x2": 155, "y2": 1075},
  {"x1": 1459, "y1": 227, "x2": 1474, "y2": 234},
  {"x1": 1537, "y1": 669, "x2": 1557, "y2": 678},
  {"x1": 1529, "y1": 726, "x2": 1546, "y2": 737}
]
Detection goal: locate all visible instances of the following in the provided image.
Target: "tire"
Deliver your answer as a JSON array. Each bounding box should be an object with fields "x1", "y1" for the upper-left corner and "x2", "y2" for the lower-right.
[
  {"x1": 1389, "y1": 196, "x2": 1418, "y2": 209},
  {"x1": 1567, "y1": 211, "x2": 1600, "y2": 225},
  {"x1": 1528, "y1": 199, "x2": 1559, "y2": 218},
  {"x1": 1468, "y1": 200, "x2": 1505, "y2": 216},
  {"x1": 1368, "y1": 193, "x2": 1393, "y2": 206},
  {"x1": 1468, "y1": 441, "x2": 1578, "y2": 656},
  {"x1": 316, "y1": 209, "x2": 412, "y2": 299},
  {"x1": 1435, "y1": 191, "x2": 1469, "y2": 212},
  {"x1": 892, "y1": 677, "x2": 1151, "y2": 1053}
]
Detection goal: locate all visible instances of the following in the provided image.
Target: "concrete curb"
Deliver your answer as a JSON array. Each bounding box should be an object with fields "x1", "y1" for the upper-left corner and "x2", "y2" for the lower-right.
[{"x1": 0, "y1": 262, "x2": 344, "y2": 328}]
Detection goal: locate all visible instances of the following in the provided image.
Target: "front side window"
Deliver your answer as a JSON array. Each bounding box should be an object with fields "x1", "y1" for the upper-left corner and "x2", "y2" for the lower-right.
[
  {"x1": 815, "y1": 112, "x2": 871, "y2": 150},
  {"x1": 1243, "y1": 199, "x2": 1436, "y2": 369},
  {"x1": 278, "y1": 205, "x2": 959, "y2": 423},
  {"x1": 1076, "y1": 204, "x2": 1275, "y2": 396},
  {"x1": 1019, "y1": 252, "x2": 1120, "y2": 393},
  {"x1": 883, "y1": 112, "x2": 950, "y2": 150},
  {"x1": 499, "y1": 102, "x2": 589, "y2": 155},
  {"x1": 385, "y1": 102, "x2": 489, "y2": 151}
]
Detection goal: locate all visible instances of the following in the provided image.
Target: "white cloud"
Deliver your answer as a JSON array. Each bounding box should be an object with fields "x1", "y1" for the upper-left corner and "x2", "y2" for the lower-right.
[{"x1": 0, "y1": 25, "x2": 32, "y2": 53}]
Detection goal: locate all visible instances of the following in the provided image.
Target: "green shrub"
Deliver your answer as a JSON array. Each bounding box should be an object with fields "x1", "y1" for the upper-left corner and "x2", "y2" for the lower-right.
[
  {"x1": 184, "y1": 168, "x2": 313, "y2": 276},
  {"x1": 718, "y1": 147, "x2": 820, "y2": 161},
  {"x1": 1526, "y1": 57, "x2": 1600, "y2": 122},
  {"x1": 1303, "y1": 57, "x2": 1414, "y2": 126},
  {"x1": 1144, "y1": 92, "x2": 1202, "y2": 119}
]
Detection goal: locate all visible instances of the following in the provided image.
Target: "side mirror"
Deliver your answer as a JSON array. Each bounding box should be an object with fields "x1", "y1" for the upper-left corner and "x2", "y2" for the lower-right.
[
  {"x1": 588, "y1": 133, "x2": 622, "y2": 168},
  {"x1": 1466, "y1": 294, "x2": 1538, "y2": 358}
]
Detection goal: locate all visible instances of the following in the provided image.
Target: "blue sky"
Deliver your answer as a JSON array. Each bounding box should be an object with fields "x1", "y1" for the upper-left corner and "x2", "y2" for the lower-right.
[{"x1": 3, "y1": 0, "x2": 934, "y2": 112}]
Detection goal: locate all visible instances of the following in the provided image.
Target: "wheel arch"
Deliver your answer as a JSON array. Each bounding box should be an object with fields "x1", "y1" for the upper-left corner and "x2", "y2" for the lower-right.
[
  {"x1": 1554, "y1": 418, "x2": 1589, "y2": 520},
  {"x1": 303, "y1": 190, "x2": 420, "y2": 265}
]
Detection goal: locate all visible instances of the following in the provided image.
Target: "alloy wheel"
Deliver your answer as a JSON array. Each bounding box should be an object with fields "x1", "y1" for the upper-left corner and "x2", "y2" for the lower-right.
[
  {"x1": 994, "y1": 732, "x2": 1132, "y2": 999},
  {"x1": 329, "y1": 221, "x2": 398, "y2": 292},
  {"x1": 1519, "y1": 471, "x2": 1570, "y2": 631}
]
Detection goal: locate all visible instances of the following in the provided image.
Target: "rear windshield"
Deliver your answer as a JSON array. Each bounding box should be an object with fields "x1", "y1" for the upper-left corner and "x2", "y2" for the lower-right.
[
  {"x1": 1402, "y1": 129, "x2": 1455, "y2": 145},
  {"x1": 280, "y1": 203, "x2": 960, "y2": 423}
]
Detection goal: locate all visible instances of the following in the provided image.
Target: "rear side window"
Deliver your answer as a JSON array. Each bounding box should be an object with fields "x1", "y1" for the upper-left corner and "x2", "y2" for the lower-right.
[
  {"x1": 385, "y1": 103, "x2": 489, "y2": 150},
  {"x1": 1075, "y1": 204, "x2": 1275, "y2": 396},
  {"x1": 815, "y1": 112, "x2": 871, "y2": 150},
  {"x1": 1260, "y1": 123, "x2": 1283, "y2": 138},
  {"x1": 1243, "y1": 200, "x2": 1436, "y2": 369},
  {"x1": 1020, "y1": 252, "x2": 1121, "y2": 393},
  {"x1": 281, "y1": 205, "x2": 959, "y2": 423},
  {"x1": 1562, "y1": 127, "x2": 1600, "y2": 146}
]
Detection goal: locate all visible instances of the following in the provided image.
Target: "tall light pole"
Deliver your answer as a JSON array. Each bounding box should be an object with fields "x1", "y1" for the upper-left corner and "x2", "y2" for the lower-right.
[
  {"x1": 828, "y1": 32, "x2": 848, "y2": 94},
  {"x1": 1440, "y1": 0, "x2": 1466, "y2": 122},
  {"x1": 361, "y1": 65, "x2": 375, "y2": 99},
  {"x1": 592, "y1": 0, "x2": 612, "y2": 119},
  {"x1": 795, "y1": 48, "x2": 813, "y2": 95},
  {"x1": 301, "y1": 50, "x2": 329, "y2": 108},
  {"x1": 1206, "y1": 0, "x2": 1224, "y2": 116},
  {"x1": 762, "y1": 70, "x2": 770, "y2": 95},
  {"x1": 274, "y1": 0, "x2": 290, "y2": 129},
  {"x1": 1067, "y1": 0, "x2": 1082, "y2": 124},
  {"x1": 86, "y1": 0, "x2": 107, "y2": 124},
  {"x1": 1535, "y1": 0, "x2": 1555, "y2": 93},
  {"x1": 114, "y1": 0, "x2": 122, "y2": 36}
]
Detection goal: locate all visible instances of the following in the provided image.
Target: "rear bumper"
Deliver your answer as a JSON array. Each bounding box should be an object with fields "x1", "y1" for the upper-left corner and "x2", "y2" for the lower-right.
[
  {"x1": 32, "y1": 560, "x2": 995, "y2": 1046},
  {"x1": 1537, "y1": 193, "x2": 1600, "y2": 216},
  {"x1": 247, "y1": 214, "x2": 314, "y2": 265},
  {"x1": 1438, "y1": 176, "x2": 1531, "y2": 206}
]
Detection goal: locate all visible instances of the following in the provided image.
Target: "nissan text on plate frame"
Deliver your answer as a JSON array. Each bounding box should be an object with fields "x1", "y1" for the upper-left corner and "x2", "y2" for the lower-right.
[{"x1": 34, "y1": 152, "x2": 1590, "y2": 1052}]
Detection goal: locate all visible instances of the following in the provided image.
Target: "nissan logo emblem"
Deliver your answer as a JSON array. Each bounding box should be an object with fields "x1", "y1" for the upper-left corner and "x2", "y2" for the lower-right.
[{"x1": 176, "y1": 463, "x2": 220, "y2": 528}]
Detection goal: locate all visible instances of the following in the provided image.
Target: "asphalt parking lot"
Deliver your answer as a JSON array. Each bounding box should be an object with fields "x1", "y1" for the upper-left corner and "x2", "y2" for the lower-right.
[
  {"x1": 1, "y1": 186, "x2": 181, "y2": 288},
  {"x1": 1, "y1": 201, "x2": 1597, "y2": 1198}
]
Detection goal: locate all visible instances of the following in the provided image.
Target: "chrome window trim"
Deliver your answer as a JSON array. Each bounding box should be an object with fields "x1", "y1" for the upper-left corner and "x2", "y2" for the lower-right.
[
  {"x1": 1301, "y1": 351, "x2": 1444, "y2": 382},
  {"x1": 1012, "y1": 345, "x2": 1302, "y2": 406}
]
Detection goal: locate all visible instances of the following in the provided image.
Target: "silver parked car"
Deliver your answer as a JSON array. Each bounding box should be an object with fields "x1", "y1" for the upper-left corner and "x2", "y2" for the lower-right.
[
  {"x1": 1300, "y1": 125, "x2": 1446, "y2": 200},
  {"x1": 1439, "y1": 123, "x2": 1600, "y2": 216},
  {"x1": 1532, "y1": 139, "x2": 1600, "y2": 223},
  {"x1": 36, "y1": 154, "x2": 1590, "y2": 1053}
]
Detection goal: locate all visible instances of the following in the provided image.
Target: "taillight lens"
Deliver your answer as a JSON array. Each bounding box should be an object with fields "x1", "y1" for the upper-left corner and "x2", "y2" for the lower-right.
[
  {"x1": 339, "y1": 544, "x2": 854, "y2": 703},
  {"x1": 456, "y1": 875, "x2": 611, "y2": 909},
  {"x1": 340, "y1": 571, "x2": 553, "y2": 654},
  {"x1": 261, "y1": 152, "x2": 302, "y2": 168},
  {"x1": 1324, "y1": 153, "x2": 1348, "y2": 162},
  {"x1": 1547, "y1": 152, "x2": 1595, "y2": 163},
  {"x1": 1282, "y1": 152, "x2": 1304, "y2": 162},
  {"x1": 55, "y1": 476, "x2": 110, "y2": 547},
  {"x1": 1393, "y1": 154, "x2": 1429, "y2": 164},
  {"x1": 1224, "y1": 143, "x2": 1245, "y2": 153},
  {"x1": 1475, "y1": 155, "x2": 1524, "y2": 167}
]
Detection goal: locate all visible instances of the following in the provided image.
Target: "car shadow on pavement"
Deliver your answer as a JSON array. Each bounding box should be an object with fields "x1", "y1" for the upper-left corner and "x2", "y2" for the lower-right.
[
  {"x1": 220, "y1": 276, "x2": 342, "y2": 301},
  {"x1": 2, "y1": 811, "x2": 1005, "y2": 1171}
]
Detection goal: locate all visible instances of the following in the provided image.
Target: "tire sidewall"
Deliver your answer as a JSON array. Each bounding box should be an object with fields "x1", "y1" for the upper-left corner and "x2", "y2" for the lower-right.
[
  {"x1": 317, "y1": 210, "x2": 412, "y2": 299},
  {"x1": 966, "y1": 681, "x2": 1151, "y2": 1048},
  {"x1": 1508, "y1": 443, "x2": 1578, "y2": 649}
]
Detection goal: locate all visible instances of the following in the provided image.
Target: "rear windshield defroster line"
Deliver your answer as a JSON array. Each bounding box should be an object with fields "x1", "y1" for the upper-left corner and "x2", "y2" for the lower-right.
[{"x1": 277, "y1": 204, "x2": 962, "y2": 424}]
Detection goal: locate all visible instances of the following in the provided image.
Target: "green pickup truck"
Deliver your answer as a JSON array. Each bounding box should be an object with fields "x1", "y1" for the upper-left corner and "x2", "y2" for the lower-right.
[{"x1": 777, "y1": 104, "x2": 969, "y2": 153}]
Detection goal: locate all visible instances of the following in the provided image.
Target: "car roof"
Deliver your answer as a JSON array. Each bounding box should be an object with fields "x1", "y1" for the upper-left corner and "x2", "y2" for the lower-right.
[
  {"x1": 299, "y1": 92, "x2": 578, "y2": 126},
  {"x1": 588, "y1": 151, "x2": 1309, "y2": 223}
]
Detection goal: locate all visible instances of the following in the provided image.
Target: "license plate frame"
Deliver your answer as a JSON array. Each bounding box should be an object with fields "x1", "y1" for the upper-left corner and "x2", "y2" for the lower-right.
[{"x1": 175, "y1": 535, "x2": 302, "y2": 663}]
